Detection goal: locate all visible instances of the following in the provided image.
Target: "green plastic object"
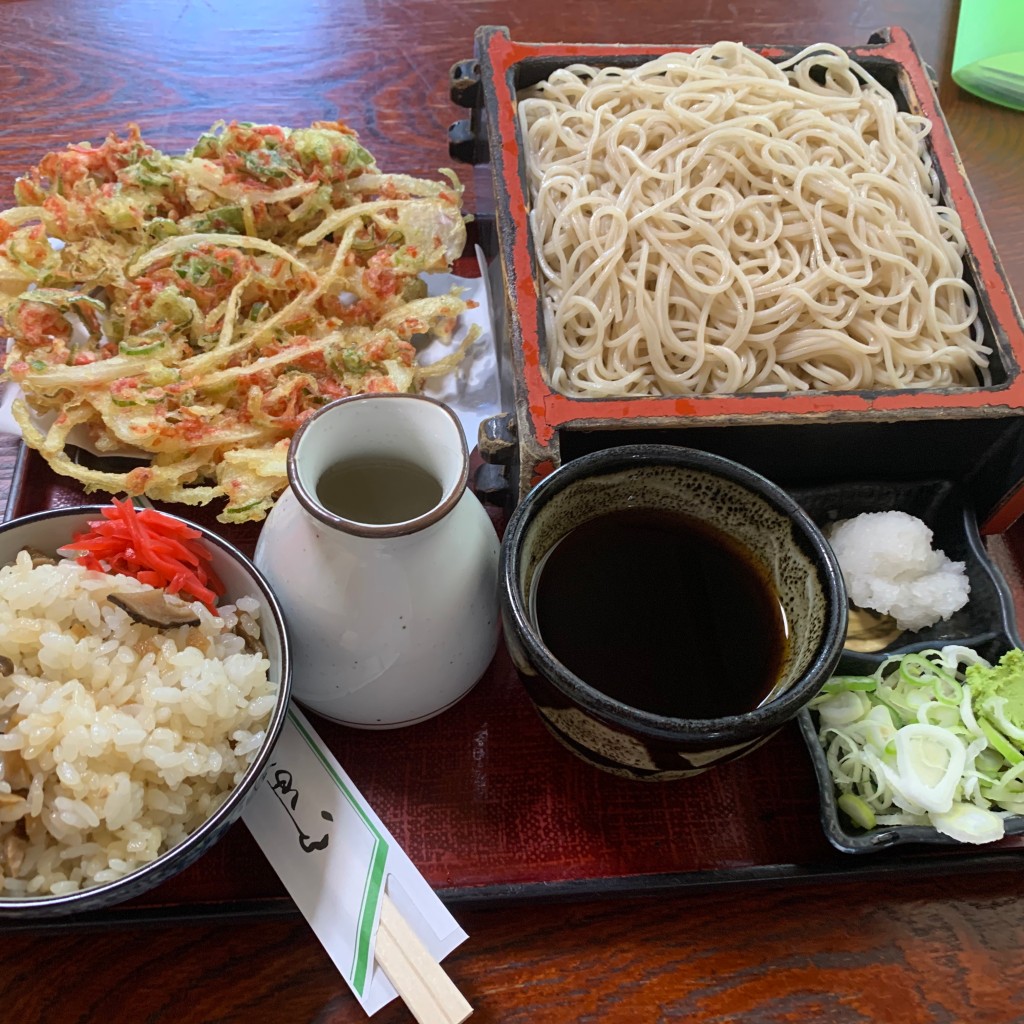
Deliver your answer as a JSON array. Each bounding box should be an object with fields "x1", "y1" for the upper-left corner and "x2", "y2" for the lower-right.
[{"x1": 952, "y1": 0, "x2": 1024, "y2": 111}]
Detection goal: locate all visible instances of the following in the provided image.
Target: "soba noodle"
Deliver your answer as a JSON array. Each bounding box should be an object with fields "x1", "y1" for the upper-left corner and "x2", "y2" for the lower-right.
[{"x1": 517, "y1": 42, "x2": 989, "y2": 396}]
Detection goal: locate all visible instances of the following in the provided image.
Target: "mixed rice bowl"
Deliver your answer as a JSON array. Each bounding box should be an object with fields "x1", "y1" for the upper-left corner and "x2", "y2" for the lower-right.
[{"x1": 0, "y1": 506, "x2": 288, "y2": 910}]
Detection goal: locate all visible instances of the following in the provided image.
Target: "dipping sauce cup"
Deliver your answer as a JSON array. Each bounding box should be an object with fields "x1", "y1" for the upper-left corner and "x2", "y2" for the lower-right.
[{"x1": 499, "y1": 445, "x2": 848, "y2": 779}]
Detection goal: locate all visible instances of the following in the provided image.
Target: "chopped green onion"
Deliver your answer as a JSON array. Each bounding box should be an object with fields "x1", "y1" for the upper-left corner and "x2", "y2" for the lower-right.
[
  {"x1": 821, "y1": 676, "x2": 877, "y2": 693},
  {"x1": 977, "y1": 717, "x2": 1024, "y2": 766},
  {"x1": 812, "y1": 646, "x2": 1024, "y2": 845},
  {"x1": 837, "y1": 792, "x2": 876, "y2": 830}
]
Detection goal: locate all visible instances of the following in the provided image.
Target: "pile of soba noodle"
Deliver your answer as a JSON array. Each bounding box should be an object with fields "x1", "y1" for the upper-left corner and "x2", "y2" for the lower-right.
[{"x1": 517, "y1": 42, "x2": 989, "y2": 396}]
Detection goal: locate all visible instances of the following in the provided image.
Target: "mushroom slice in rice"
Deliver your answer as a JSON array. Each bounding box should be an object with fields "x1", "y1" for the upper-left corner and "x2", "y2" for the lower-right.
[
  {"x1": 3, "y1": 547, "x2": 57, "y2": 569},
  {"x1": 24, "y1": 547, "x2": 58, "y2": 568},
  {"x1": 2, "y1": 828, "x2": 28, "y2": 878},
  {"x1": 233, "y1": 609, "x2": 267, "y2": 658},
  {"x1": 108, "y1": 590, "x2": 201, "y2": 628}
]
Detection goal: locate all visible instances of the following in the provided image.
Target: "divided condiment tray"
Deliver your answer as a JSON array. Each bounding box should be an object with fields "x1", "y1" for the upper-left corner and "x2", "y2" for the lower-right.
[{"x1": 791, "y1": 479, "x2": 1024, "y2": 853}]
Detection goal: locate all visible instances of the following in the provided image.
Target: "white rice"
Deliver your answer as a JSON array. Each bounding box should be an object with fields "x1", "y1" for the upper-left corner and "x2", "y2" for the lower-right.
[
  {"x1": 827, "y1": 511, "x2": 970, "y2": 632},
  {"x1": 0, "y1": 551, "x2": 277, "y2": 897}
]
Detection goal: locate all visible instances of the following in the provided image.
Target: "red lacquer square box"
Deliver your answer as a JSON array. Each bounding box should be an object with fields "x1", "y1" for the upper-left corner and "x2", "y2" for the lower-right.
[{"x1": 450, "y1": 25, "x2": 1024, "y2": 533}]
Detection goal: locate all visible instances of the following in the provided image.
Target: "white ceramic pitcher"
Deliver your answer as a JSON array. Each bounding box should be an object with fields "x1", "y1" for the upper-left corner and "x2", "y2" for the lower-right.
[{"x1": 254, "y1": 393, "x2": 500, "y2": 728}]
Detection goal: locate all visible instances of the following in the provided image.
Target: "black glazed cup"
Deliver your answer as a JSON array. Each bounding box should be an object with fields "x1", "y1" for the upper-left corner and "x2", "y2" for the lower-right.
[{"x1": 499, "y1": 445, "x2": 848, "y2": 780}]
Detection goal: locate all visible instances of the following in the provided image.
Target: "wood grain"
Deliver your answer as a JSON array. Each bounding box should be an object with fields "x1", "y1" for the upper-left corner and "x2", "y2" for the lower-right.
[
  {"x1": 8, "y1": 871, "x2": 1024, "y2": 1024},
  {"x1": 2, "y1": 1, "x2": 1024, "y2": 1022}
]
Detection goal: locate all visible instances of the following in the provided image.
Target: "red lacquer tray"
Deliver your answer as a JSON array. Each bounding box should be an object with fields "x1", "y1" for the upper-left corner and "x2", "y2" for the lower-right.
[{"x1": 7, "y1": 446, "x2": 1024, "y2": 928}]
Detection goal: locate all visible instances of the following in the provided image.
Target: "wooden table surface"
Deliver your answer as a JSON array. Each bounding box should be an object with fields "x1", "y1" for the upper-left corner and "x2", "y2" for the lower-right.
[{"x1": 3, "y1": 1, "x2": 1024, "y2": 1021}]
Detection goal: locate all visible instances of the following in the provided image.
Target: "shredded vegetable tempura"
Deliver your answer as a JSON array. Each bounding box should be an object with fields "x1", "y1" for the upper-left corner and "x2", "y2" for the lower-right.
[{"x1": 0, "y1": 121, "x2": 478, "y2": 521}]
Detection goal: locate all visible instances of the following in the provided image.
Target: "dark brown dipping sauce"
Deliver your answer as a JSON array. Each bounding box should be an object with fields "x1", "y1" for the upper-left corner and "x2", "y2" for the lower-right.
[{"x1": 531, "y1": 507, "x2": 787, "y2": 719}]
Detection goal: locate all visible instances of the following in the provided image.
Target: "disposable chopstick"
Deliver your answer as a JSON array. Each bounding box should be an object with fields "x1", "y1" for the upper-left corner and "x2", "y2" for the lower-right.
[{"x1": 375, "y1": 893, "x2": 473, "y2": 1024}]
